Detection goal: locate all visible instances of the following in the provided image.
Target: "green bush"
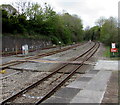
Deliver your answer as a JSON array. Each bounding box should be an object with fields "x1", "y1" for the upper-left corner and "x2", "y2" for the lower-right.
[
  {"x1": 51, "y1": 36, "x2": 59, "y2": 44},
  {"x1": 1, "y1": 4, "x2": 84, "y2": 45}
]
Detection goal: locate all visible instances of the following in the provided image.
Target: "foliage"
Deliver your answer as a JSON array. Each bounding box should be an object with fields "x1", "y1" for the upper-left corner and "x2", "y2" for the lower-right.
[
  {"x1": 84, "y1": 16, "x2": 119, "y2": 56},
  {"x1": 103, "y1": 46, "x2": 110, "y2": 57},
  {"x1": 95, "y1": 16, "x2": 106, "y2": 27},
  {"x1": 84, "y1": 17, "x2": 118, "y2": 45},
  {"x1": 1, "y1": 3, "x2": 83, "y2": 45},
  {"x1": 100, "y1": 17, "x2": 118, "y2": 45},
  {"x1": 61, "y1": 13, "x2": 83, "y2": 42},
  {"x1": 83, "y1": 26, "x2": 100, "y2": 41},
  {"x1": 0, "y1": 4, "x2": 18, "y2": 15}
]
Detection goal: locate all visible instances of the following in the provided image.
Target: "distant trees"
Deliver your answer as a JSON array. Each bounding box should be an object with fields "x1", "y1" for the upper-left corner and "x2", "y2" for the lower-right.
[
  {"x1": 95, "y1": 16, "x2": 106, "y2": 27},
  {"x1": 84, "y1": 17, "x2": 118, "y2": 46},
  {"x1": 100, "y1": 17, "x2": 118, "y2": 45},
  {"x1": 61, "y1": 13, "x2": 83, "y2": 42},
  {"x1": 83, "y1": 26, "x2": 100, "y2": 41},
  {"x1": 1, "y1": 4, "x2": 27, "y2": 34},
  {"x1": 2, "y1": 3, "x2": 118, "y2": 48},
  {"x1": 1, "y1": 3, "x2": 83, "y2": 45}
]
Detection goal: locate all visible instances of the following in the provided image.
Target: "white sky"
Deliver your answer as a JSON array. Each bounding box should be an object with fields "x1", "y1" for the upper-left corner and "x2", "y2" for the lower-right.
[{"x1": 0, "y1": 0, "x2": 119, "y2": 28}]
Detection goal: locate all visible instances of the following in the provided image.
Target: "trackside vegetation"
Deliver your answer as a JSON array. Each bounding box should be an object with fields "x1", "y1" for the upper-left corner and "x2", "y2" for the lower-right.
[
  {"x1": 84, "y1": 17, "x2": 119, "y2": 57},
  {"x1": 1, "y1": 3, "x2": 83, "y2": 45},
  {"x1": 1, "y1": 2, "x2": 119, "y2": 56}
]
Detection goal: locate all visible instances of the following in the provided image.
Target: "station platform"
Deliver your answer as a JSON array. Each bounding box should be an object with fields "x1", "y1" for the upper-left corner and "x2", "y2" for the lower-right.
[{"x1": 43, "y1": 60, "x2": 118, "y2": 104}]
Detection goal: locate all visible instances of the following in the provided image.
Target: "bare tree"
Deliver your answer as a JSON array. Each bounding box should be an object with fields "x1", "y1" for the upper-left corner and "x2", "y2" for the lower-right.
[
  {"x1": 95, "y1": 16, "x2": 106, "y2": 27},
  {"x1": 11, "y1": 0, "x2": 32, "y2": 14}
]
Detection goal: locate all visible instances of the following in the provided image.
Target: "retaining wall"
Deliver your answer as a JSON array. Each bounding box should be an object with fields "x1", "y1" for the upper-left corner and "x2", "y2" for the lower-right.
[{"x1": 2, "y1": 36, "x2": 52, "y2": 52}]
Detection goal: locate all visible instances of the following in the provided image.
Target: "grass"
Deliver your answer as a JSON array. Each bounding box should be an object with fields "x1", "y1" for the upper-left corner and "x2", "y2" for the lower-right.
[
  {"x1": 103, "y1": 46, "x2": 120, "y2": 60},
  {"x1": 103, "y1": 46, "x2": 111, "y2": 58}
]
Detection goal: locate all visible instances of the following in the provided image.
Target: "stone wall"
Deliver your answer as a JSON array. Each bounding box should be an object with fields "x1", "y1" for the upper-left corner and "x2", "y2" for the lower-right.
[{"x1": 2, "y1": 36, "x2": 52, "y2": 52}]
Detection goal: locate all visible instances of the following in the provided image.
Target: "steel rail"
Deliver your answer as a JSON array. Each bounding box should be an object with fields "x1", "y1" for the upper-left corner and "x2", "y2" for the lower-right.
[
  {"x1": 2, "y1": 45, "x2": 58, "y2": 57},
  {"x1": 1, "y1": 42, "x2": 97, "y2": 105},
  {"x1": 0, "y1": 71, "x2": 21, "y2": 80},
  {"x1": 1, "y1": 44, "x2": 80, "y2": 70},
  {"x1": 35, "y1": 42, "x2": 100, "y2": 104}
]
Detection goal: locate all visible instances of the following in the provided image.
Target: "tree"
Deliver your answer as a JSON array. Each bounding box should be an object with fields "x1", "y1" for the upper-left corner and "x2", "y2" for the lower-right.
[
  {"x1": 1, "y1": 3, "x2": 84, "y2": 45},
  {"x1": 100, "y1": 17, "x2": 118, "y2": 45},
  {"x1": 83, "y1": 26, "x2": 100, "y2": 41},
  {"x1": 26, "y1": 3, "x2": 43, "y2": 20},
  {"x1": 95, "y1": 16, "x2": 106, "y2": 27},
  {"x1": 61, "y1": 13, "x2": 83, "y2": 42},
  {"x1": 83, "y1": 26, "x2": 91, "y2": 41}
]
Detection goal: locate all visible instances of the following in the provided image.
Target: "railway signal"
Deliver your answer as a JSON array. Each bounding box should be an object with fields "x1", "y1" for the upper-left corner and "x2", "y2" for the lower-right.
[{"x1": 111, "y1": 43, "x2": 118, "y2": 56}]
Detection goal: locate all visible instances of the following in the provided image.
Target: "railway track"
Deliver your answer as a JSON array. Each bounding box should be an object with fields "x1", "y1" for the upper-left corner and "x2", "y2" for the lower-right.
[
  {"x1": 2, "y1": 45, "x2": 58, "y2": 57},
  {"x1": 0, "y1": 71, "x2": 21, "y2": 80},
  {"x1": 1, "y1": 42, "x2": 100, "y2": 105},
  {"x1": 1, "y1": 44, "x2": 80, "y2": 70}
]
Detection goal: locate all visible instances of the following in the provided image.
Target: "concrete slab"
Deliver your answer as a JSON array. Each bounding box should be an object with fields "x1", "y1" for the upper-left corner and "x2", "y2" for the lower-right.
[
  {"x1": 70, "y1": 90, "x2": 104, "y2": 103},
  {"x1": 94, "y1": 60, "x2": 118, "y2": 71},
  {"x1": 76, "y1": 65, "x2": 93, "y2": 74},
  {"x1": 43, "y1": 87, "x2": 80, "y2": 103},
  {"x1": 54, "y1": 87, "x2": 80, "y2": 99},
  {"x1": 10, "y1": 62, "x2": 59, "y2": 72},
  {"x1": 43, "y1": 68, "x2": 112, "y2": 104},
  {"x1": 44, "y1": 60, "x2": 115, "y2": 104},
  {"x1": 43, "y1": 96, "x2": 71, "y2": 103},
  {"x1": 67, "y1": 81, "x2": 88, "y2": 89},
  {"x1": 81, "y1": 73, "x2": 96, "y2": 78},
  {"x1": 87, "y1": 70, "x2": 100, "y2": 74},
  {"x1": 85, "y1": 71, "x2": 112, "y2": 91},
  {"x1": 61, "y1": 70, "x2": 112, "y2": 103},
  {"x1": 77, "y1": 77, "x2": 92, "y2": 82}
]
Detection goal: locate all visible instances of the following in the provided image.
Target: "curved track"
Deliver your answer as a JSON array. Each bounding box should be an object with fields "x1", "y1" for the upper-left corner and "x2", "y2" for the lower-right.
[
  {"x1": 1, "y1": 42, "x2": 100, "y2": 105},
  {"x1": 1, "y1": 44, "x2": 80, "y2": 70}
]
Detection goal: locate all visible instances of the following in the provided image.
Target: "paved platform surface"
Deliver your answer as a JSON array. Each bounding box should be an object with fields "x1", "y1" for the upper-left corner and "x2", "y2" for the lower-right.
[
  {"x1": 43, "y1": 60, "x2": 118, "y2": 104},
  {"x1": 0, "y1": 74, "x2": 3, "y2": 103},
  {"x1": 94, "y1": 60, "x2": 118, "y2": 71}
]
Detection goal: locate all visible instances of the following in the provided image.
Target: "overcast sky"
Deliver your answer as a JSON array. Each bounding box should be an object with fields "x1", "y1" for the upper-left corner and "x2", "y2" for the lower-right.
[{"x1": 0, "y1": 0, "x2": 119, "y2": 28}]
